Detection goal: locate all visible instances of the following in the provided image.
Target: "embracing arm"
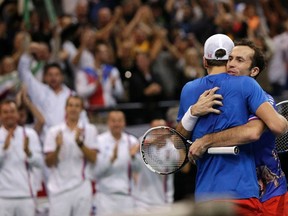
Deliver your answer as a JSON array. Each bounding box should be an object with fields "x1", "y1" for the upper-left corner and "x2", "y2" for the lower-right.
[
  {"x1": 204, "y1": 119, "x2": 265, "y2": 146},
  {"x1": 189, "y1": 102, "x2": 288, "y2": 160},
  {"x1": 255, "y1": 102, "x2": 288, "y2": 136},
  {"x1": 176, "y1": 87, "x2": 223, "y2": 137},
  {"x1": 189, "y1": 119, "x2": 265, "y2": 160}
]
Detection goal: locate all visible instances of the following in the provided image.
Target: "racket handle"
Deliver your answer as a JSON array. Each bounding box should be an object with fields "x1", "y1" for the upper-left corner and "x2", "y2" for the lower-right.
[{"x1": 207, "y1": 146, "x2": 239, "y2": 155}]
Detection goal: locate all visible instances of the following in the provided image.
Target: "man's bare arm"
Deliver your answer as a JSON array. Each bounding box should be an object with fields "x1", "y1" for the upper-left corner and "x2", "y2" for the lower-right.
[
  {"x1": 189, "y1": 119, "x2": 265, "y2": 160},
  {"x1": 256, "y1": 102, "x2": 288, "y2": 136},
  {"x1": 188, "y1": 101, "x2": 288, "y2": 161}
]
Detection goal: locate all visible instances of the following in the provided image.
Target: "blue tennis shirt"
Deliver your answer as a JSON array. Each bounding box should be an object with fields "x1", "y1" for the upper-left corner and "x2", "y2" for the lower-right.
[
  {"x1": 251, "y1": 93, "x2": 287, "y2": 202},
  {"x1": 177, "y1": 73, "x2": 268, "y2": 202}
]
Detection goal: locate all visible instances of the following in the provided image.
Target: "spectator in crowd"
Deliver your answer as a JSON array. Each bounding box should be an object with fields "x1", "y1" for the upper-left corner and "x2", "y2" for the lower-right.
[
  {"x1": 182, "y1": 47, "x2": 205, "y2": 82},
  {"x1": 74, "y1": 0, "x2": 90, "y2": 25},
  {"x1": 153, "y1": 31, "x2": 203, "y2": 100},
  {"x1": 243, "y1": 3, "x2": 261, "y2": 37},
  {"x1": 260, "y1": 0, "x2": 288, "y2": 38},
  {"x1": 11, "y1": 31, "x2": 28, "y2": 65},
  {"x1": 13, "y1": 33, "x2": 58, "y2": 83},
  {"x1": 129, "y1": 51, "x2": 164, "y2": 120},
  {"x1": 88, "y1": 0, "x2": 120, "y2": 27},
  {"x1": 63, "y1": 25, "x2": 95, "y2": 69},
  {"x1": 120, "y1": 5, "x2": 165, "y2": 62},
  {"x1": 267, "y1": 19, "x2": 288, "y2": 96},
  {"x1": 60, "y1": 24, "x2": 94, "y2": 90},
  {"x1": 147, "y1": 0, "x2": 170, "y2": 29},
  {"x1": 91, "y1": 110, "x2": 139, "y2": 215},
  {"x1": 61, "y1": 0, "x2": 82, "y2": 16},
  {"x1": 16, "y1": 85, "x2": 45, "y2": 135},
  {"x1": 166, "y1": 0, "x2": 203, "y2": 34},
  {"x1": 115, "y1": 4, "x2": 168, "y2": 98},
  {"x1": 0, "y1": 1, "x2": 20, "y2": 57},
  {"x1": 115, "y1": 39, "x2": 135, "y2": 101},
  {"x1": 75, "y1": 41, "x2": 124, "y2": 108},
  {"x1": 94, "y1": 6, "x2": 122, "y2": 44},
  {"x1": 173, "y1": 0, "x2": 216, "y2": 44},
  {"x1": 29, "y1": 41, "x2": 52, "y2": 82},
  {"x1": 0, "y1": 19, "x2": 11, "y2": 60},
  {"x1": 214, "y1": 1, "x2": 248, "y2": 41},
  {"x1": 0, "y1": 55, "x2": 20, "y2": 100},
  {"x1": 27, "y1": 9, "x2": 52, "y2": 45},
  {"x1": 2, "y1": 0, "x2": 287, "y2": 101},
  {"x1": 17, "y1": 46, "x2": 88, "y2": 141},
  {"x1": 0, "y1": 99, "x2": 43, "y2": 216},
  {"x1": 133, "y1": 118, "x2": 175, "y2": 211},
  {"x1": 16, "y1": 86, "x2": 48, "y2": 216},
  {"x1": 44, "y1": 95, "x2": 98, "y2": 216}
]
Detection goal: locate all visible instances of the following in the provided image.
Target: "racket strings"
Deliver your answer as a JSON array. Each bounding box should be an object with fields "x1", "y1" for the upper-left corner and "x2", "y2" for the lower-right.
[
  {"x1": 276, "y1": 103, "x2": 288, "y2": 153},
  {"x1": 141, "y1": 128, "x2": 187, "y2": 174}
]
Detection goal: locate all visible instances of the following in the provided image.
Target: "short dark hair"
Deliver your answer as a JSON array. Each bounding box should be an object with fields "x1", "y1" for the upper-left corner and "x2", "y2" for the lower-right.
[
  {"x1": 0, "y1": 99, "x2": 17, "y2": 112},
  {"x1": 43, "y1": 62, "x2": 63, "y2": 76},
  {"x1": 95, "y1": 41, "x2": 109, "y2": 53},
  {"x1": 107, "y1": 109, "x2": 126, "y2": 121},
  {"x1": 206, "y1": 49, "x2": 228, "y2": 66},
  {"x1": 234, "y1": 39, "x2": 266, "y2": 78},
  {"x1": 65, "y1": 95, "x2": 84, "y2": 108}
]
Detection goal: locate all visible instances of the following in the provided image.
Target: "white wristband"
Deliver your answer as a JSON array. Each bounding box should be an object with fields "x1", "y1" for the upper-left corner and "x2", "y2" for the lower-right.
[{"x1": 181, "y1": 106, "x2": 199, "y2": 131}]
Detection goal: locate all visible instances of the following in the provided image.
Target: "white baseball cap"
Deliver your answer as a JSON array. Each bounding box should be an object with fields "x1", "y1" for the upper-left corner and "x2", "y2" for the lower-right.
[{"x1": 204, "y1": 34, "x2": 234, "y2": 60}]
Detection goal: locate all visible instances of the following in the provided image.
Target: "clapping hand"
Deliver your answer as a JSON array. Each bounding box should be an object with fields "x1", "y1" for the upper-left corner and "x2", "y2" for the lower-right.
[
  {"x1": 56, "y1": 131, "x2": 63, "y2": 151},
  {"x1": 129, "y1": 143, "x2": 140, "y2": 159},
  {"x1": 110, "y1": 141, "x2": 119, "y2": 163},
  {"x1": 23, "y1": 136, "x2": 32, "y2": 158},
  {"x1": 75, "y1": 128, "x2": 84, "y2": 148},
  {"x1": 3, "y1": 129, "x2": 14, "y2": 150}
]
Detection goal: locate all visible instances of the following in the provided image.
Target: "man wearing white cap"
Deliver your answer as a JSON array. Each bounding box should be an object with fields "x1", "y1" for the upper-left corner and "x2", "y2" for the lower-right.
[
  {"x1": 176, "y1": 34, "x2": 288, "y2": 215},
  {"x1": 188, "y1": 39, "x2": 288, "y2": 216}
]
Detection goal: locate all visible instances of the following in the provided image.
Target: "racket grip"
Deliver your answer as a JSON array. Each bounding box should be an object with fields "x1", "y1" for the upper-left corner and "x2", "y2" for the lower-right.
[{"x1": 207, "y1": 146, "x2": 239, "y2": 155}]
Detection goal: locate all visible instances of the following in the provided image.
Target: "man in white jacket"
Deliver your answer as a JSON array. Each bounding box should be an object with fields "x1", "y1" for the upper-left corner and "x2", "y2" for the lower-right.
[
  {"x1": 91, "y1": 110, "x2": 139, "y2": 215},
  {"x1": 17, "y1": 46, "x2": 88, "y2": 142},
  {"x1": 44, "y1": 95, "x2": 98, "y2": 216},
  {"x1": 0, "y1": 99, "x2": 43, "y2": 216}
]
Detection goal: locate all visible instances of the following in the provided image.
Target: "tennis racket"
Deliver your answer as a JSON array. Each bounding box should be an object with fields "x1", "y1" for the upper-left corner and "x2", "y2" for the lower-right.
[
  {"x1": 275, "y1": 100, "x2": 288, "y2": 153},
  {"x1": 140, "y1": 126, "x2": 239, "y2": 175}
]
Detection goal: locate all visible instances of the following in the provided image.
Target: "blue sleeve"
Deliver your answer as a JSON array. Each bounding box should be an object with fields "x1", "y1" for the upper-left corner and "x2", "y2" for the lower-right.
[
  {"x1": 248, "y1": 92, "x2": 275, "y2": 120},
  {"x1": 177, "y1": 80, "x2": 200, "y2": 122},
  {"x1": 241, "y1": 77, "x2": 268, "y2": 114},
  {"x1": 266, "y1": 94, "x2": 276, "y2": 109},
  {"x1": 177, "y1": 84, "x2": 189, "y2": 123}
]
